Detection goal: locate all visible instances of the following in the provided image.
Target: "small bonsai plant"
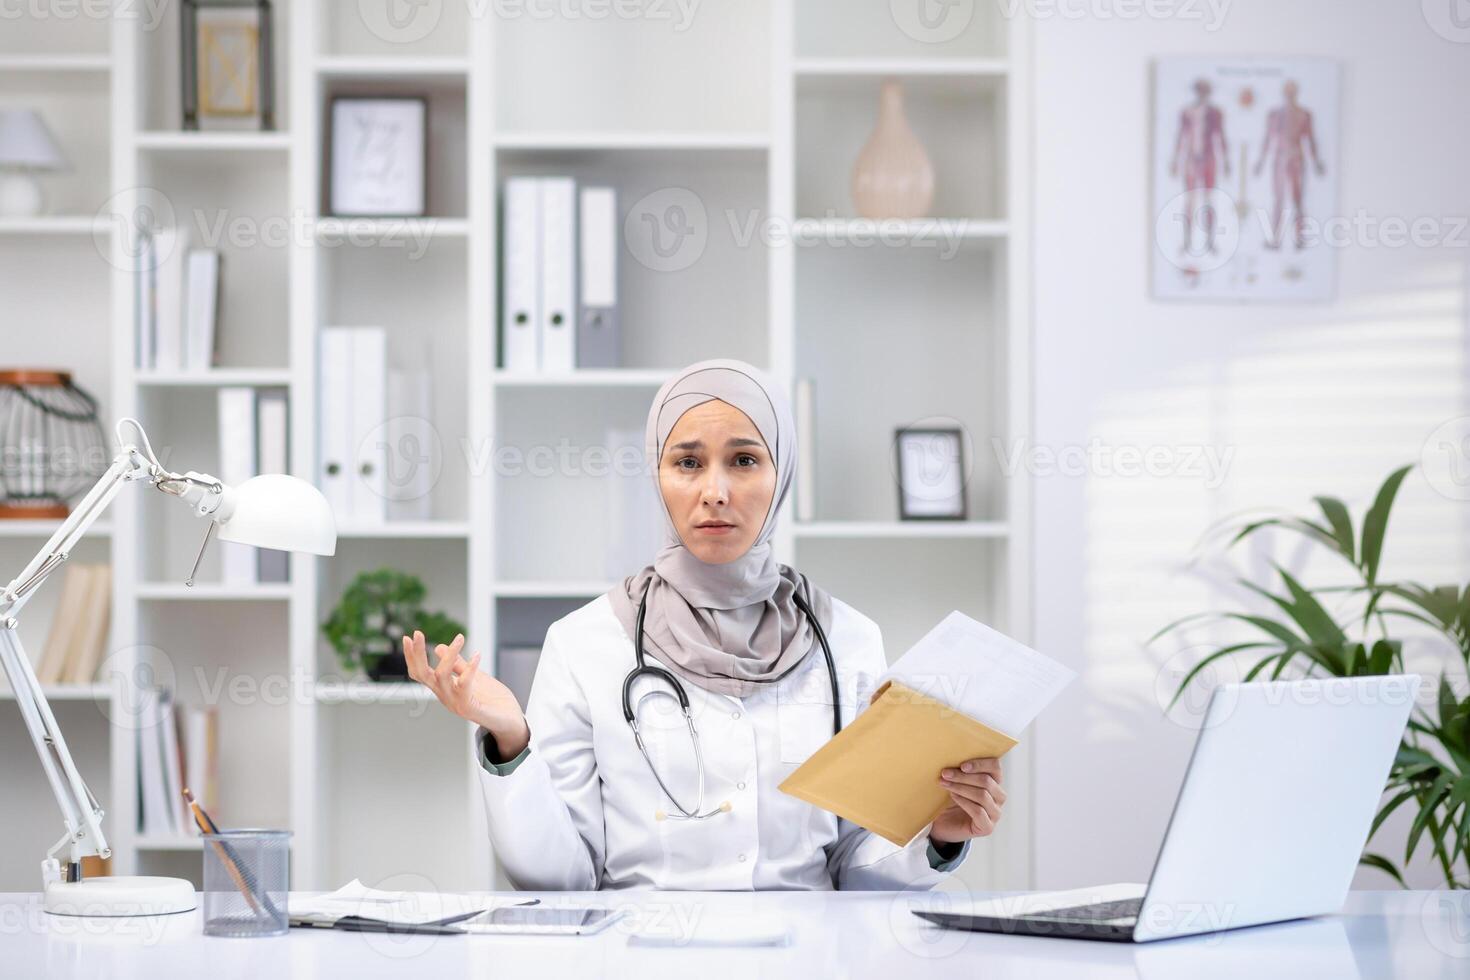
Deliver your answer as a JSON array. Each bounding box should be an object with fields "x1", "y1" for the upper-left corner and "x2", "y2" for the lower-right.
[{"x1": 322, "y1": 568, "x2": 465, "y2": 682}]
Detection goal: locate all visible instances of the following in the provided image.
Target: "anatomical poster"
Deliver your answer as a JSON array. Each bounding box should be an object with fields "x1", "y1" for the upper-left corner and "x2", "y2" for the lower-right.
[{"x1": 1151, "y1": 57, "x2": 1340, "y2": 302}]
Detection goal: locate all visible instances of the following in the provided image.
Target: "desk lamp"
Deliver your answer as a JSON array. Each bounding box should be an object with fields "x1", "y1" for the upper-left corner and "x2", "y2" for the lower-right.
[{"x1": 0, "y1": 418, "x2": 336, "y2": 916}]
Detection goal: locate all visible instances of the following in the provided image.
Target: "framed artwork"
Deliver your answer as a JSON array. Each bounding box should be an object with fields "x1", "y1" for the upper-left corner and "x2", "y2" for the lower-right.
[
  {"x1": 894, "y1": 427, "x2": 967, "y2": 521},
  {"x1": 1151, "y1": 57, "x2": 1339, "y2": 302},
  {"x1": 181, "y1": 0, "x2": 275, "y2": 131},
  {"x1": 327, "y1": 97, "x2": 428, "y2": 218}
]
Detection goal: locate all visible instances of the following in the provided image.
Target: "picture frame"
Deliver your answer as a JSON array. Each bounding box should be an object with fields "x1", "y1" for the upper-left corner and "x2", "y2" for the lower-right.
[
  {"x1": 893, "y1": 426, "x2": 968, "y2": 521},
  {"x1": 326, "y1": 96, "x2": 429, "y2": 218},
  {"x1": 181, "y1": 0, "x2": 275, "y2": 131}
]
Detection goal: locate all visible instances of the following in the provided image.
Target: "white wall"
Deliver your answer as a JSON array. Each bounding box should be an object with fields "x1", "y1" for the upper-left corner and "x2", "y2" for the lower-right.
[{"x1": 1030, "y1": 0, "x2": 1470, "y2": 890}]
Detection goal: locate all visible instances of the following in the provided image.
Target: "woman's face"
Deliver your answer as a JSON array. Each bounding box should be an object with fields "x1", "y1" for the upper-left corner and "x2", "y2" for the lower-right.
[{"x1": 659, "y1": 399, "x2": 776, "y2": 564}]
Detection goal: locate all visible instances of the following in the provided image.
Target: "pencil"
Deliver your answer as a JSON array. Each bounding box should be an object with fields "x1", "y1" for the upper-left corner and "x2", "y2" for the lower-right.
[{"x1": 184, "y1": 787, "x2": 277, "y2": 920}]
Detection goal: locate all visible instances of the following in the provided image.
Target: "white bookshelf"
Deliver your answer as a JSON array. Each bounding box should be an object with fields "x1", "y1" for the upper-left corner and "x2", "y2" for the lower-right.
[{"x1": 0, "y1": 2, "x2": 1032, "y2": 896}]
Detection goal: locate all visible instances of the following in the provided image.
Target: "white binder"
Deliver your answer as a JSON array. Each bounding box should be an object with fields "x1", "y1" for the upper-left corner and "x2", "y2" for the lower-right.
[
  {"x1": 538, "y1": 177, "x2": 577, "y2": 373},
  {"x1": 184, "y1": 249, "x2": 220, "y2": 371},
  {"x1": 318, "y1": 328, "x2": 353, "y2": 523},
  {"x1": 502, "y1": 178, "x2": 541, "y2": 372},
  {"x1": 255, "y1": 389, "x2": 290, "y2": 582},
  {"x1": 217, "y1": 386, "x2": 258, "y2": 584},
  {"x1": 349, "y1": 328, "x2": 388, "y2": 524},
  {"x1": 153, "y1": 226, "x2": 188, "y2": 371},
  {"x1": 578, "y1": 186, "x2": 620, "y2": 368}
]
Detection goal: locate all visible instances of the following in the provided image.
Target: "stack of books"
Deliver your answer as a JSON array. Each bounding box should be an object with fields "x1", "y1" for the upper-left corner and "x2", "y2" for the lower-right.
[
  {"x1": 137, "y1": 690, "x2": 218, "y2": 839},
  {"x1": 135, "y1": 225, "x2": 222, "y2": 373},
  {"x1": 34, "y1": 563, "x2": 112, "y2": 686}
]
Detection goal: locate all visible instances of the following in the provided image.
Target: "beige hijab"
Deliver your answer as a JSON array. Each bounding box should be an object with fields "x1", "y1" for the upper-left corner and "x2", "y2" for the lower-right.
[{"x1": 606, "y1": 359, "x2": 834, "y2": 698}]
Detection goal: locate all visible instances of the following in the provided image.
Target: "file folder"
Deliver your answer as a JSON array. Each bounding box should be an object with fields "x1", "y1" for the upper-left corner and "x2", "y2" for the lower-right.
[
  {"x1": 502, "y1": 177, "x2": 541, "y2": 372},
  {"x1": 777, "y1": 679, "x2": 1019, "y2": 847},
  {"x1": 539, "y1": 177, "x2": 577, "y2": 373},
  {"x1": 577, "y1": 186, "x2": 620, "y2": 368}
]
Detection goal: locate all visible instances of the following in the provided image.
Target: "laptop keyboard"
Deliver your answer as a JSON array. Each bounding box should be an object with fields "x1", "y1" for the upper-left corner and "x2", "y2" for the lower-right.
[{"x1": 1016, "y1": 897, "x2": 1143, "y2": 923}]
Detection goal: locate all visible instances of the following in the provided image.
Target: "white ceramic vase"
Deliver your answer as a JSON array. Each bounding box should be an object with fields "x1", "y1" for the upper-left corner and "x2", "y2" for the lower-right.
[{"x1": 850, "y1": 79, "x2": 935, "y2": 220}]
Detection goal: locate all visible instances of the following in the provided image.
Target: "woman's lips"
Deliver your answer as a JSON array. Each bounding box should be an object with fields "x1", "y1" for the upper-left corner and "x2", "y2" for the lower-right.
[{"x1": 694, "y1": 523, "x2": 736, "y2": 535}]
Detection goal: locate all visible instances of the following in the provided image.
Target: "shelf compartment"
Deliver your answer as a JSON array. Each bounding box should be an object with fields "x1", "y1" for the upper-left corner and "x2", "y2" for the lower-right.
[
  {"x1": 0, "y1": 217, "x2": 112, "y2": 236},
  {"x1": 316, "y1": 538, "x2": 468, "y2": 679},
  {"x1": 495, "y1": 147, "x2": 768, "y2": 370},
  {"x1": 795, "y1": 242, "x2": 1006, "y2": 524},
  {"x1": 0, "y1": 684, "x2": 110, "y2": 702},
  {"x1": 0, "y1": 520, "x2": 112, "y2": 538},
  {"x1": 313, "y1": 216, "x2": 469, "y2": 241},
  {"x1": 795, "y1": 72, "x2": 1005, "y2": 222},
  {"x1": 319, "y1": 74, "x2": 467, "y2": 220},
  {"x1": 789, "y1": 217, "x2": 1008, "y2": 248},
  {"x1": 316, "y1": 0, "x2": 469, "y2": 60},
  {"x1": 494, "y1": 132, "x2": 768, "y2": 152},
  {"x1": 135, "y1": 132, "x2": 293, "y2": 153},
  {"x1": 495, "y1": 2, "x2": 768, "y2": 137},
  {"x1": 0, "y1": 54, "x2": 110, "y2": 74}
]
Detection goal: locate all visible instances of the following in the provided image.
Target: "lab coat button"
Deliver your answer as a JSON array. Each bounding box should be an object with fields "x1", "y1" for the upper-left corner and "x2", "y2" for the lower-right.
[
  {"x1": 737, "y1": 781, "x2": 746, "y2": 790},
  {"x1": 731, "y1": 710, "x2": 742, "y2": 720},
  {"x1": 737, "y1": 853, "x2": 747, "y2": 863}
]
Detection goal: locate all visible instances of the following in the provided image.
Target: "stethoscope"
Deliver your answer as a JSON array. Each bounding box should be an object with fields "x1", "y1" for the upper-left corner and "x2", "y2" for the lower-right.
[{"x1": 622, "y1": 579, "x2": 841, "y2": 821}]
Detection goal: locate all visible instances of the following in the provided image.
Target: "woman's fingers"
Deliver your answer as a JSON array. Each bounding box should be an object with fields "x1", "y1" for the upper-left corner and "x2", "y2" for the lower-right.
[
  {"x1": 940, "y1": 770, "x2": 1007, "y2": 804},
  {"x1": 403, "y1": 631, "x2": 434, "y2": 687},
  {"x1": 942, "y1": 781, "x2": 1002, "y2": 822},
  {"x1": 948, "y1": 790, "x2": 996, "y2": 836},
  {"x1": 951, "y1": 758, "x2": 1002, "y2": 781},
  {"x1": 432, "y1": 638, "x2": 459, "y2": 687}
]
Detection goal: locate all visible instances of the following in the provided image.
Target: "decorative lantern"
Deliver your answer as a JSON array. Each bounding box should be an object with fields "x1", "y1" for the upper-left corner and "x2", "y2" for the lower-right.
[{"x1": 0, "y1": 371, "x2": 108, "y2": 519}]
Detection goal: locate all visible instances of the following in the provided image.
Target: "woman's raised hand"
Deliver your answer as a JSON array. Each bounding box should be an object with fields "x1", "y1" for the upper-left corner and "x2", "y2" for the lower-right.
[{"x1": 401, "y1": 631, "x2": 530, "y2": 758}]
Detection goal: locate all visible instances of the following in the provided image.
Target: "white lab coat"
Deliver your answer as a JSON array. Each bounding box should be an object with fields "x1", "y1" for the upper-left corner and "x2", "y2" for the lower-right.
[{"x1": 476, "y1": 593, "x2": 972, "y2": 890}]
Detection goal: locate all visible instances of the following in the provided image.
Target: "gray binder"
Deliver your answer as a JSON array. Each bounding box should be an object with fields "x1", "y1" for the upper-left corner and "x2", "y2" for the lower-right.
[{"x1": 577, "y1": 186, "x2": 620, "y2": 368}]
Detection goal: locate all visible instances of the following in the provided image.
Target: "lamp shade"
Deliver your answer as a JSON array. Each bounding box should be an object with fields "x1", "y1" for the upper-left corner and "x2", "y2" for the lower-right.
[
  {"x1": 0, "y1": 110, "x2": 68, "y2": 172},
  {"x1": 217, "y1": 474, "x2": 337, "y2": 556}
]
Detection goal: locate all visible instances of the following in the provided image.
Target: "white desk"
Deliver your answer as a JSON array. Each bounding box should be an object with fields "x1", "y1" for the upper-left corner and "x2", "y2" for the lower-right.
[{"x1": 2, "y1": 890, "x2": 1466, "y2": 978}]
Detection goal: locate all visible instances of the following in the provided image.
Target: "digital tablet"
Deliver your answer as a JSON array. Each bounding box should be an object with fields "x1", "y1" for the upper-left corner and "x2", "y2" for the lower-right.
[{"x1": 461, "y1": 906, "x2": 625, "y2": 936}]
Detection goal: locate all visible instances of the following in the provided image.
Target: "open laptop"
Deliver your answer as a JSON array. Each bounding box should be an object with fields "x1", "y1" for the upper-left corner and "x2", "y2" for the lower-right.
[{"x1": 914, "y1": 675, "x2": 1420, "y2": 943}]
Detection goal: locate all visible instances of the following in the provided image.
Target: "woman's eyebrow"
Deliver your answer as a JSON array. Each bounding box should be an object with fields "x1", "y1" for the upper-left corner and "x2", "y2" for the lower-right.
[{"x1": 669, "y1": 437, "x2": 765, "y2": 451}]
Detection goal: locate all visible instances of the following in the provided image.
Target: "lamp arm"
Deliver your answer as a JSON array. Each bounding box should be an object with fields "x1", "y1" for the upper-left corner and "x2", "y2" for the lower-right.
[{"x1": 0, "y1": 445, "x2": 151, "y2": 887}]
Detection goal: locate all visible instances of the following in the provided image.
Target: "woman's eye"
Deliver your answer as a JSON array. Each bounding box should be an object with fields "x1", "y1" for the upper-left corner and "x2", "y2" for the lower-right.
[
  {"x1": 735, "y1": 454, "x2": 758, "y2": 467},
  {"x1": 676, "y1": 457, "x2": 699, "y2": 470}
]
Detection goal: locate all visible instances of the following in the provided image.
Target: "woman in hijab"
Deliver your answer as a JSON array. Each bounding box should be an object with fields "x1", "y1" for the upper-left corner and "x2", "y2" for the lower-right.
[{"x1": 402, "y1": 359, "x2": 1005, "y2": 890}]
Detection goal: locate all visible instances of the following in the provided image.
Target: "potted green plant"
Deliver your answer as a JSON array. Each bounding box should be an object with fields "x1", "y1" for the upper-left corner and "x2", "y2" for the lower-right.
[
  {"x1": 1153, "y1": 466, "x2": 1469, "y2": 889},
  {"x1": 322, "y1": 568, "x2": 465, "y2": 682}
]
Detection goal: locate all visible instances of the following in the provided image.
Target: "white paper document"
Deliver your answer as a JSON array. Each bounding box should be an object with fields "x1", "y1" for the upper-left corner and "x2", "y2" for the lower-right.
[
  {"x1": 878, "y1": 611, "x2": 1076, "y2": 737},
  {"x1": 290, "y1": 879, "x2": 528, "y2": 926}
]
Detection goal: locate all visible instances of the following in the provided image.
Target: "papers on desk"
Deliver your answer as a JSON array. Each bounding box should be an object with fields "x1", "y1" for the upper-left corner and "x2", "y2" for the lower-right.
[
  {"x1": 629, "y1": 912, "x2": 791, "y2": 948},
  {"x1": 290, "y1": 879, "x2": 524, "y2": 927},
  {"x1": 879, "y1": 610, "x2": 1076, "y2": 737}
]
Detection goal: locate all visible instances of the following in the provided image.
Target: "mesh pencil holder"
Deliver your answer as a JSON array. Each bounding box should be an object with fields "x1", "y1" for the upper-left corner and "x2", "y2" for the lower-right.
[{"x1": 201, "y1": 829, "x2": 291, "y2": 937}]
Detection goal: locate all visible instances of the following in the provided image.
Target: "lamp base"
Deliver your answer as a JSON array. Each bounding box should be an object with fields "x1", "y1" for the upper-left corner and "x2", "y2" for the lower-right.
[
  {"x1": 45, "y1": 875, "x2": 197, "y2": 917},
  {"x1": 0, "y1": 172, "x2": 44, "y2": 218}
]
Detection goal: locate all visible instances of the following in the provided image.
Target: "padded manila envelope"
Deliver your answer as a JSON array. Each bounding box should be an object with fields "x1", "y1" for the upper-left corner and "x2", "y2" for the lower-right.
[{"x1": 777, "y1": 679, "x2": 1019, "y2": 847}]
